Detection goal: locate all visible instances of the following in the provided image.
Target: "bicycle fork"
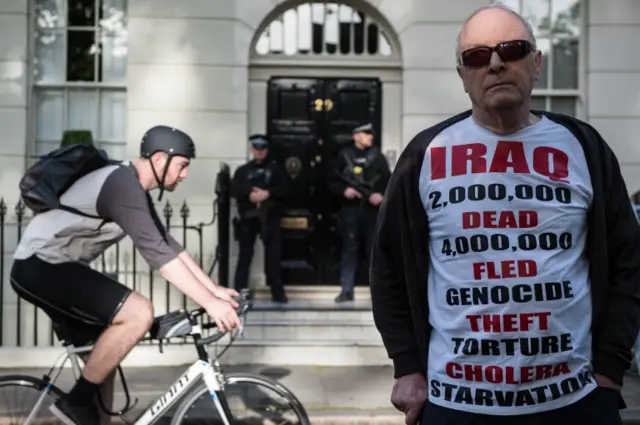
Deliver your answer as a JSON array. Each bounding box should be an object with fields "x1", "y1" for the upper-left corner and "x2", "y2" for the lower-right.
[{"x1": 202, "y1": 363, "x2": 236, "y2": 425}]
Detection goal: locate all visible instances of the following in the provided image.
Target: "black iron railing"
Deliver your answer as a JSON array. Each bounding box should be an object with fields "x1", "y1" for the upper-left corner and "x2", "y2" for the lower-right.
[{"x1": 0, "y1": 163, "x2": 231, "y2": 348}]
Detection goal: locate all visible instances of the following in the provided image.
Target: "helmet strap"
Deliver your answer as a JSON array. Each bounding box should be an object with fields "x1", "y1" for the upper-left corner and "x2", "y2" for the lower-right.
[{"x1": 150, "y1": 155, "x2": 174, "y2": 202}]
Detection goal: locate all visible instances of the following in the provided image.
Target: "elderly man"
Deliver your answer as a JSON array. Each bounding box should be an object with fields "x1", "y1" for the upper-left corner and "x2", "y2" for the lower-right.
[{"x1": 370, "y1": 4, "x2": 640, "y2": 425}]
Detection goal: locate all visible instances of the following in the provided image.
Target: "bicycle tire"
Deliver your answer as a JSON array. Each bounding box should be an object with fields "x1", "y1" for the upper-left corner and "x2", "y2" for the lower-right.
[
  {"x1": 171, "y1": 372, "x2": 311, "y2": 425},
  {"x1": 0, "y1": 374, "x2": 67, "y2": 424}
]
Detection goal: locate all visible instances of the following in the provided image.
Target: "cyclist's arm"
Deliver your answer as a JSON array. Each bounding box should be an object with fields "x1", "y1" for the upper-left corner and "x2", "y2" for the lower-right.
[
  {"x1": 96, "y1": 167, "x2": 218, "y2": 308},
  {"x1": 177, "y1": 250, "x2": 223, "y2": 294}
]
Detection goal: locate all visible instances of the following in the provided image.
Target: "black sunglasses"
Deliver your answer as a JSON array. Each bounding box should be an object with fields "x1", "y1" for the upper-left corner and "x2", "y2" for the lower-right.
[{"x1": 458, "y1": 39, "x2": 535, "y2": 68}]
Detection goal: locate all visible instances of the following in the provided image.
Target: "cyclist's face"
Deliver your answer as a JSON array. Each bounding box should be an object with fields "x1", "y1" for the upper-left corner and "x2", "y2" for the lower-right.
[{"x1": 154, "y1": 154, "x2": 190, "y2": 191}]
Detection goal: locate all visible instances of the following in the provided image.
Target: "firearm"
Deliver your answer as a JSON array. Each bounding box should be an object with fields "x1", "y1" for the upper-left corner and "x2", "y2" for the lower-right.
[
  {"x1": 338, "y1": 166, "x2": 380, "y2": 199},
  {"x1": 243, "y1": 197, "x2": 273, "y2": 240}
]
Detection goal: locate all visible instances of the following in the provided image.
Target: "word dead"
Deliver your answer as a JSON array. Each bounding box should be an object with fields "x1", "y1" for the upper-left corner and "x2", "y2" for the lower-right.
[
  {"x1": 466, "y1": 312, "x2": 551, "y2": 332},
  {"x1": 451, "y1": 334, "x2": 573, "y2": 356},
  {"x1": 445, "y1": 361, "x2": 570, "y2": 384},
  {"x1": 446, "y1": 281, "x2": 574, "y2": 306},
  {"x1": 472, "y1": 260, "x2": 537, "y2": 280},
  {"x1": 430, "y1": 371, "x2": 592, "y2": 407},
  {"x1": 463, "y1": 210, "x2": 538, "y2": 230},
  {"x1": 430, "y1": 141, "x2": 569, "y2": 183}
]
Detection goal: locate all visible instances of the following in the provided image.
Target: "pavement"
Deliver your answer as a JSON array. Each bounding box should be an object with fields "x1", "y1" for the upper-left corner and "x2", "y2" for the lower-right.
[{"x1": 2, "y1": 365, "x2": 640, "y2": 424}]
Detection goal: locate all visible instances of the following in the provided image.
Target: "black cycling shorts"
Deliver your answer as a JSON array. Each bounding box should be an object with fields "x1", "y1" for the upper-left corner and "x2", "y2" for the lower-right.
[{"x1": 10, "y1": 255, "x2": 132, "y2": 347}]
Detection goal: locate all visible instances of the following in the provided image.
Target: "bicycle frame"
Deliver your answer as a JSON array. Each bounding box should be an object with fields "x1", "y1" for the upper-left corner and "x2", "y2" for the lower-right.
[{"x1": 26, "y1": 324, "x2": 242, "y2": 425}]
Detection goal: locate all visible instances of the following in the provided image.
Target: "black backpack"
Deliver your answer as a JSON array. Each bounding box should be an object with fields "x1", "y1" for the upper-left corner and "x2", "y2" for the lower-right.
[{"x1": 19, "y1": 144, "x2": 120, "y2": 218}]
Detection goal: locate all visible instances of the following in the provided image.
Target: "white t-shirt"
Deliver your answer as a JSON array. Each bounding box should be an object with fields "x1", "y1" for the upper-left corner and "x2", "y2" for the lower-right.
[{"x1": 420, "y1": 115, "x2": 597, "y2": 415}]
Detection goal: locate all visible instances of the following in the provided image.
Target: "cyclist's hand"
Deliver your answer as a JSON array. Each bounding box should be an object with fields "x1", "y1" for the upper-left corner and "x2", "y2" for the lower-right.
[
  {"x1": 205, "y1": 298, "x2": 241, "y2": 333},
  {"x1": 211, "y1": 285, "x2": 239, "y2": 308}
]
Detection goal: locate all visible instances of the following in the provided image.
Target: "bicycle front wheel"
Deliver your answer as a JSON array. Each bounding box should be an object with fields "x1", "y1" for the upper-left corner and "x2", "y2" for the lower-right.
[
  {"x1": 171, "y1": 372, "x2": 311, "y2": 425},
  {"x1": 0, "y1": 374, "x2": 67, "y2": 424}
]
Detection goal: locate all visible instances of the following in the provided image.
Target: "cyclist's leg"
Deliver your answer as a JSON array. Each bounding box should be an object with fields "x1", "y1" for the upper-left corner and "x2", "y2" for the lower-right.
[{"x1": 10, "y1": 255, "x2": 153, "y2": 424}]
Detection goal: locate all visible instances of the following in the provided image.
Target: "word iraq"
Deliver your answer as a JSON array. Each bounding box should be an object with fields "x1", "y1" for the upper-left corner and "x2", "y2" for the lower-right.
[
  {"x1": 430, "y1": 370, "x2": 592, "y2": 407},
  {"x1": 429, "y1": 141, "x2": 569, "y2": 183}
]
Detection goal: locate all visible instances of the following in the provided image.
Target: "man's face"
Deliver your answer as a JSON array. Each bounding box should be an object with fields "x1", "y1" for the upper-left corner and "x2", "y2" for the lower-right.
[
  {"x1": 152, "y1": 153, "x2": 190, "y2": 191},
  {"x1": 353, "y1": 132, "x2": 374, "y2": 149},
  {"x1": 251, "y1": 145, "x2": 268, "y2": 162},
  {"x1": 456, "y1": 8, "x2": 542, "y2": 111}
]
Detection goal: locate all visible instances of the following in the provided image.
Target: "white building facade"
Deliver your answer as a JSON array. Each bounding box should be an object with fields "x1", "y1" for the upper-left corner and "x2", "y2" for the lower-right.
[{"x1": 0, "y1": 0, "x2": 639, "y2": 364}]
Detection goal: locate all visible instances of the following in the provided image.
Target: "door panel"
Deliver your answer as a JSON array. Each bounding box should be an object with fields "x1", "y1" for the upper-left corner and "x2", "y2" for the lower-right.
[
  {"x1": 322, "y1": 79, "x2": 382, "y2": 286},
  {"x1": 267, "y1": 77, "x2": 382, "y2": 285},
  {"x1": 267, "y1": 78, "x2": 323, "y2": 284}
]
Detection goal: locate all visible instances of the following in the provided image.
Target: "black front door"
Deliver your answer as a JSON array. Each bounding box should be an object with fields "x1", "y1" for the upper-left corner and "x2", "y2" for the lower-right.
[{"x1": 267, "y1": 77, "x2": 382, "y2": 285}]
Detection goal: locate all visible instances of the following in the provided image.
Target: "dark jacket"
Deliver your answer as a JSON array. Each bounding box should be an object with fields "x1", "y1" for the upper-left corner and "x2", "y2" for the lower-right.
[
  {"x1": 327, "y1": 145, "x2": 392, "y2": 209},
  {"x1": 370, "y1": 109, "x2": 640, "y2": 387},
  {"x1": 230, "y1": 159, "x2": 291, "y2": 216}
]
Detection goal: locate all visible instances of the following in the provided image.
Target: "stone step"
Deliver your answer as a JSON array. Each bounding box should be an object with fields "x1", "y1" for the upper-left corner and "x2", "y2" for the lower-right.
[
  {"x1": 247, "y1": 299, "x2": 375, "y2": 323},
  {"x1": 243, "y1": 319, "x2": 380, "y2": 341},
  {"x1": 253, "y1": 286, "x2": 372, "y2": 301}
]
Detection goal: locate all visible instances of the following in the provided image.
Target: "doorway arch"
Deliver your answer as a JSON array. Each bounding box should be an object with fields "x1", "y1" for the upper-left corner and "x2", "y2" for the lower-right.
[{"x1": 246, "y1": 0, "x2": 403, "y2": 287}]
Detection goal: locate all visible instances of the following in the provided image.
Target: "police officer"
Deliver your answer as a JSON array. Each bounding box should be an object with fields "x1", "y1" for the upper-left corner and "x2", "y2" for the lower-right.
[
  {"x1": 231, "y1": 135, "x2": 290, "y2": 303},
  {"x1": 328, "y1": 123, "x2": 391, "y2": 303}
]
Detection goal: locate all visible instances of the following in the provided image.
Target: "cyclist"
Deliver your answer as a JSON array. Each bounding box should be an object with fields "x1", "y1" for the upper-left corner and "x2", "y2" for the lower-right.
[{"x1": 10, "y1": 125, "x2": 242, "y2": 425}]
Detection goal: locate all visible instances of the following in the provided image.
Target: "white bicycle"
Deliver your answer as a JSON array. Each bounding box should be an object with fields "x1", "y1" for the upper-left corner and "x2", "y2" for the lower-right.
[{"x1": 0, "y1": 289, "x2": 311, "y2": 425}]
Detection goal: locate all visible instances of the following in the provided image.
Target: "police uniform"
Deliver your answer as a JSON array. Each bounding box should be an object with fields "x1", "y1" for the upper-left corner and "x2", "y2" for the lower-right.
[
  {"x1": 327, "y1": 123, "x2": 392, "y2": 302},
  {"x1": 230, "y1": 136, "x2": 291, "y2": 303}
]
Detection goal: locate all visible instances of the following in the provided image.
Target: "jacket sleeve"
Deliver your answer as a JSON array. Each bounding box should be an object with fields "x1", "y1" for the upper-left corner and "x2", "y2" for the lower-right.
[
  {"x1": 593, "y1": 141, "x2": 640, "y2": 384},
  {"x1": 230, "y1": 165, "x2": 252, "y2": 201},
  {"x1": 370, "y1": 146, "x2": 426, "y2": 378}
]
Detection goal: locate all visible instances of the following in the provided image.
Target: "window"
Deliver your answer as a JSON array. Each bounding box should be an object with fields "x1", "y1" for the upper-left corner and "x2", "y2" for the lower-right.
[
  {"x1": 494, "y1": 0, "x2": 581, "y2": 116},
  {"x1": 33, "y1": 0, "x2": 128, "y2": 158},
  {"x1": 255, "y1": 2, "x2": 393, "y2": 57}
]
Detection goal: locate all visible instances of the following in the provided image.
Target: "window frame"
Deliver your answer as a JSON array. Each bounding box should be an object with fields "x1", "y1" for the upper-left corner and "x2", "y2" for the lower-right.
[
  {"x1": 493, "y1": 0, "x2": 587, "y2": 120},
  {"x1": 28, "y1": 0, "x2": 128, "y2": 159}
]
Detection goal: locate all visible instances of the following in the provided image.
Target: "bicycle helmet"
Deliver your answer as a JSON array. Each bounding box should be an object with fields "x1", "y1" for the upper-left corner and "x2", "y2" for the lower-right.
[{"x1": 140, "y1": 125, "x2": 196, "y2": 201}]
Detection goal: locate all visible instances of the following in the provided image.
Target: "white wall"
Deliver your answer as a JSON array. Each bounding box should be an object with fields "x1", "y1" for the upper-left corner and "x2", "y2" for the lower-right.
[
  {"x1": 0, "y1": 0, "x2": 29, "y2": 347},
  {"x1": 586, "y1": 0, "x2": 640, "y2": 195}
]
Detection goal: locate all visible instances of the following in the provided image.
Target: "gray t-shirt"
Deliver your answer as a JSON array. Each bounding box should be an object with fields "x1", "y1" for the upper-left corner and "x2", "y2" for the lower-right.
[
  {"x1": 96, "y1": 165, "x2": 184, "y2": 268},
  {"x1": 14, "y1": 163, "x2": 184, "y2": 269}
]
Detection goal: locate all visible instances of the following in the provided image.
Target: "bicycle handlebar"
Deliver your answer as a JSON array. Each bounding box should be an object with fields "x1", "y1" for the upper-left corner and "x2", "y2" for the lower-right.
[{"x1": 190, "y1": 288, "x2": 253, "y2": 347}]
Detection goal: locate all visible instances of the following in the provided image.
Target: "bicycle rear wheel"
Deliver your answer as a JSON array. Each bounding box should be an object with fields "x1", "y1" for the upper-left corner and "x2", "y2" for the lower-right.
[
  {"x1": 171, "y1": 372, "x2": 311, "y2": 425},
  {"x1": 0, "y1": 374, "x2": 67, "y2": 424}
]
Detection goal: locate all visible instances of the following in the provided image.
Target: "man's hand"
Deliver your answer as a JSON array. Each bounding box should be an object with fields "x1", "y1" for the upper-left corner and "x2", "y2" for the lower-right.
[
  {"x1": 344, "y1": 187, "x2": 362, "y2": 199},
  {"x1": 250, "y1": 188, "x2": 270, "y2": 203},
  {"x1": 594, "y1": 373, "x2": 622, "y2": 390},
  {"x1": 369, "y1": 192, "x2": 384, "y2": 206},
  {"x1": 211, "y1": 285, "x2": 239, "y2": 308},
  {"x1": 390, "y1": 373, "x2": 427, "y2": 425},
  {"x1": 204, "y1": 298, "x2": 242, "y2": 333}
]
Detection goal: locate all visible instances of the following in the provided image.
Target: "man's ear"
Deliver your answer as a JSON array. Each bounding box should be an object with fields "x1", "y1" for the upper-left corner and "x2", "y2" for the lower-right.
[
  {"x1": 150, "y1": 152, "x2": 166, "y2": 167},
  {"x1": 457, "y1": 65, "x2": 469, "y2": 94}
]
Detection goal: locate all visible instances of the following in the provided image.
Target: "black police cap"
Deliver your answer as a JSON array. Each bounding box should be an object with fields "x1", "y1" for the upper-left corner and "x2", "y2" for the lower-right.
[
  {"x1": 249, "y1": 134, "x2": 269, "y2": 149},
  {"x1": 352, "y1": 123, "x2": 374, "y2": 134}
]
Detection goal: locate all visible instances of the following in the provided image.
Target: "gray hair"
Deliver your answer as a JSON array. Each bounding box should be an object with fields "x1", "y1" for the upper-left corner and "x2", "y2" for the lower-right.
[{"x1": 455, "y1": 3, "x2": 537, "y2": 64}]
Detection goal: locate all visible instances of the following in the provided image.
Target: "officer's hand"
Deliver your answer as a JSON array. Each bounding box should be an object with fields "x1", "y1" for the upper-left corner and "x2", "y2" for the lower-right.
[
  {"x1": 249, "y1": 190, "x2": 261, "y2": 203},
  {"x1": 204, "y1": 298, "x2": 242, "y2": 333},
  {"x1": 390, "y1": 373, "x2": 427, "y2": 425},
  {"x1": 344, "y1": 187, "x2": 362, "y2": 199},
  {"x1": 369, "y1": 193, "x2": 384, "y2": 206}
]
